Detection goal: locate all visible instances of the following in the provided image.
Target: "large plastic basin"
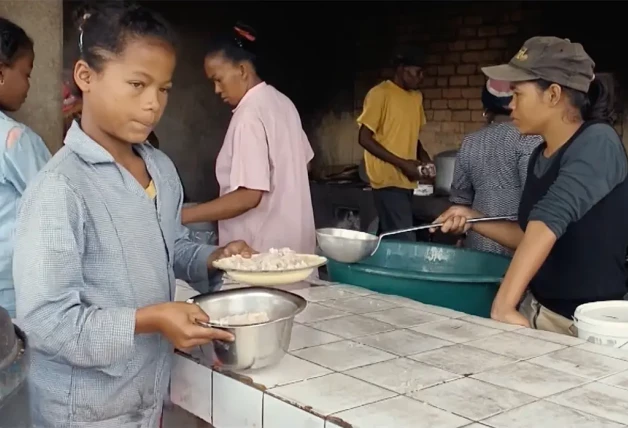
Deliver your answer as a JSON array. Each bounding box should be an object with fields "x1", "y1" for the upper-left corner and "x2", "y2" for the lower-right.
[{"x1": 326, "y1": 241, "x2": 512, "y2": 318}]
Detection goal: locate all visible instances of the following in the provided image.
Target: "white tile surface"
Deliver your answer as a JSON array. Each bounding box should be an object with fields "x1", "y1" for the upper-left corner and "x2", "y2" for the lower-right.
[
  {"x1": 309, "y1": 314, "x2": 395, "y2": 339},
  {"x1": 373, "y1": 293, "x2": 421, "y2": 306},
  {"x1": 361, "y1": 306, "x2": 448, "y2": 327},
  {"x1": 289, "y1": 324, "x2": 343, "y2": 351},
  {"x1": 269, "y1": 373, "x2": 396, "y2": 415},
  {"x1": 460, "y1": 315, "x2": 524, "y2": 332},
  {"x1": 237, "y1": 354, "x2": 331, "y2": 388},
  {"x1": 319, "y1": 296, "x2": 400, "y2": 314},
  {"x1": 482, "y1": 400, "x2": 624, "y2": 428},
  {"x1": 170, "y1": 355, "x2": 212, "y2": 423},
  {"x1": 403, "y1": 301, "x2": 468, "y2": 318},
  {"x1": 528, "y1": 347, "x2": 628, "y2": 380},
  {"x1": 332, "y1": 395, "x2": 470, "y2": 428},
  {"x1": 409, "y1": 344, "x2": 517, "y2": 375},
  {"x1": 263, "y1": 393, "x2": 325, "y2": 428},
  {"x1": 292, "y1": 340, "x2": 396, "y2": 372},
  {"x1": 331, "y1": 284, "x2": 374, "y2": 296},
  {"x1": 547, "y1": 382, "x2": 628, "y2": 425},
  {"x1": 411, "y1": 319, "x2": 502, "y2": 343},
  {"x1": 344, "y1": 358, "x2": 460, "y2": 394},
  {"x1": 513, "y1": 327, "x2": 585, "y2": 346},
  {"x1": 175, "y1": 282, "x2": 628, "y2": 428},
  {"x1": 600, "y1": 370, "x2": 628, "y2": 390},
  {"x1": 295, "y1": 302, "x2": 349, "y2": 324},
  {"x1": 213, "y1": 371, "x2": 263, "y2": 428},
  {"x1": 292, "y1": 286, "x2": 359, "y2": 302},
  {"x1": 472, "y1": 361, "x2": 587, "y2": 398},
  {"x1": 354, "y1": 329, "x2": 453, "y2": 356},
  {"x1": 410, "y1": 378, "x2": 535, "y2": 421},
  {"x1": 465, "y1": 332, "x2": 565, "y2": 360}
]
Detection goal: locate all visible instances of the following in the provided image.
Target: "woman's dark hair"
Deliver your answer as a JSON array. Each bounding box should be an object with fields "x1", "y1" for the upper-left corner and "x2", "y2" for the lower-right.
[
  {"x1": 0, "y1": 17, "x2": 33, "y2": 66},
  {"x1": 481, "y1": 86, "x2": 511, "y2": 117},
  {"x1": 73, "y1": 1, "x2": 176, "y2": 74},
  {"x1": 536, "y1": 77, "x2": 615, "y2": 124},
  {"x1": 206, "y1": 22, "x2": 258, "y2": 70}
]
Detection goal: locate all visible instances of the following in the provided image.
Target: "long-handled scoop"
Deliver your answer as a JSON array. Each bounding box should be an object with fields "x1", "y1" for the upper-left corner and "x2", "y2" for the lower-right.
[{"x1": 369, "y1": 215, "x2": 517, "y2": 256}]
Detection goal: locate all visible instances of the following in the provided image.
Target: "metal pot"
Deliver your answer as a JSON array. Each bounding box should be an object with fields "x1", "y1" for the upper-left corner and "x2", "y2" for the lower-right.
[
  {"x1": 433, "y1": 150, "x2": 458, "y2": 195},
  {"x1": 188, "y1": 287, "x2": 306, "y2": 371}
]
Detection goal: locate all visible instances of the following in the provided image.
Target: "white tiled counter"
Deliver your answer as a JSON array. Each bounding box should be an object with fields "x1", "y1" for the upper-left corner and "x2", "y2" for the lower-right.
[{"x1": 171, "y1": 281, "x2": 628, "y2": 428}]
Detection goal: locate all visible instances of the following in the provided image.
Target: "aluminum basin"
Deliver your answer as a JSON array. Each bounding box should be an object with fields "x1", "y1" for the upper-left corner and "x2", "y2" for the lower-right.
[{"x1": 189, "y1": 287, "x2": 306, "y2": 370}]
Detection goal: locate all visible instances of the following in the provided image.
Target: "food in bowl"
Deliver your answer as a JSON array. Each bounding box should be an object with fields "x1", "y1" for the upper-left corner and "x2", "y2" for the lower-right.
[
  {"x1": 217, "y1": 248, "x2": 312, "y2": 271},
  {"x1": 213, "y1": 311, "x2": 270, "y2": 326}
]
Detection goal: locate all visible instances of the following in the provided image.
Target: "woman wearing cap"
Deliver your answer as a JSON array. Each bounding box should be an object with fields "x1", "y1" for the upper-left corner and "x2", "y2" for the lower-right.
[
  {"x1": 434, "y1": 37, "x2": 628, "y2": 335},
  {"x1": 449, "y1": 79, "x2": 542, "y2": 255},
  {"x1": 182, "y1": 23, "x2": 316, "y2": 255}
]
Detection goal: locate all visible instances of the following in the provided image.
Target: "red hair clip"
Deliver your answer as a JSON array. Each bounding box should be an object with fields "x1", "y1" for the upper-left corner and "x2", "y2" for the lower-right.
[{"x1": 234, "y1": 26, "x2": 255, "y2": 42}]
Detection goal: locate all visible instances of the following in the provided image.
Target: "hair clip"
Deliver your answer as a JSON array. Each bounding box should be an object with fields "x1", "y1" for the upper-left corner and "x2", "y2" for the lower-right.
[
  {"x1": 234, "y1": 26, "x2": 255, "y2": 42},
  {"x1": 78, "y1": 13, "x2": 91, "y2": 54},
  {"x1": 78, "y1": 30, "x2": 84, "y2": 53}
]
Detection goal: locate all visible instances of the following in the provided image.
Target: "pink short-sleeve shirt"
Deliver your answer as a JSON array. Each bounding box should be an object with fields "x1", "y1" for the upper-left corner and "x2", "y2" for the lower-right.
[{"x1": 215, "y1": 82, "x2": 316, "y2": 254}]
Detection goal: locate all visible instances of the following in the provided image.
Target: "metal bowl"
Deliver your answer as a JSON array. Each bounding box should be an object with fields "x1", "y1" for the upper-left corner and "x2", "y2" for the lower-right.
[
  {"x1": 316, "y1": 227, "x2": 378, "y2": 263},
  {"x1": 188, "y1": 287, "x2": 307, "y2": 370}
]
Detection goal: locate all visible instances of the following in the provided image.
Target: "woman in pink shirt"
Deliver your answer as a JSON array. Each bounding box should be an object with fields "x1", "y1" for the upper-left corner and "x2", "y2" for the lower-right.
[{"x1": 182, "y1": 23, "x2": 316, "y2": 255}]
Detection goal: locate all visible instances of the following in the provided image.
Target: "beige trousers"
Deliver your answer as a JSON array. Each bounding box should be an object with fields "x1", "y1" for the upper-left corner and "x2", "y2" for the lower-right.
[{"x1": 519, "y1": 292, "x2": 577, "y2": 337}]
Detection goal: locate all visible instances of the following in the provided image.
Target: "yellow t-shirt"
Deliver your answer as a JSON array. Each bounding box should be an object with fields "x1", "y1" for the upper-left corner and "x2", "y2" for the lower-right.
[{"x1": 357, "y1": 80, "x2": 427, "y2": 190}]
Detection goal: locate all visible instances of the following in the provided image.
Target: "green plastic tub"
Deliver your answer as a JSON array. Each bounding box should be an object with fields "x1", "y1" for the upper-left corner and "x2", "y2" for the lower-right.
[{"x1": 326, "y1": 241, "x2": 512, "y2": 318}]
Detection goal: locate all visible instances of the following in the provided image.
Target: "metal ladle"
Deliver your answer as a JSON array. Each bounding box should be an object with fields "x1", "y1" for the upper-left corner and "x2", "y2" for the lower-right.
[{"x1": 369, "y1": 215, "x2": 517, "y2": 256}]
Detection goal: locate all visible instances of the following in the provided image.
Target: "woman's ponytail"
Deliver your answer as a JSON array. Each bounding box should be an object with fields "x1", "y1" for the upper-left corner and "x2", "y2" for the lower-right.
[{"x1": 583, "y1": 76, "x2": 616, "y2": 124}]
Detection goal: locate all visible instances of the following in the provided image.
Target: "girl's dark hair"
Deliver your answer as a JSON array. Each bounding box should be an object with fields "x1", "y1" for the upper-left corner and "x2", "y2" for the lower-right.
[
  {"x1": 0, "y1": 17, "x2": 33, "y2": 66},
  {"x1": 481, "y1": 86, "x2": 511, "y2": 116},
  {"x1": 74, "y1": 1, "x2": 176, "y2": 73},
  {"x1": 206, "y1": 22, "x2": 258, "y2": 70},
  {"x1": 536, "y1": 77, "x2": 616, "y2": 124}
]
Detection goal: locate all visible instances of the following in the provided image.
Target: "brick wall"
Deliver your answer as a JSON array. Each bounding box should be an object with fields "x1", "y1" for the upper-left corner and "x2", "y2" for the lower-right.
[{"x1": 354, "y1": 3, "x2": 540, "y2": 157}]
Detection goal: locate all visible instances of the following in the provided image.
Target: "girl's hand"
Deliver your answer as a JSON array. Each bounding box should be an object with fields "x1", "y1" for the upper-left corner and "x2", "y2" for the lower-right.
[
  {"x1": 430, "y1": 205, "x2": 482, "y2": 235},
  {"x1": 217, "y1": 240, "x2": 256, "y2": 259},
  {"x1": 207, "y1": 240, "x2": 256, "y2": 268},
  {"x1": 139, "y1": 302, "x2": 234, "y2": 349}
]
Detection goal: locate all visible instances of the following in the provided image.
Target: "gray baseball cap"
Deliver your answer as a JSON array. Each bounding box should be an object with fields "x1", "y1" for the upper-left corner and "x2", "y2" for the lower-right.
[{"x1": 481, "y1": 36, "x2": 595, "y2": 93}]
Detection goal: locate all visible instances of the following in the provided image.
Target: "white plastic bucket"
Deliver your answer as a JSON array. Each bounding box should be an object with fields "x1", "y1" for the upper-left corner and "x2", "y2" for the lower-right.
[{"x1": 573, "y1": 301, "x2": 628, "y2": 348}]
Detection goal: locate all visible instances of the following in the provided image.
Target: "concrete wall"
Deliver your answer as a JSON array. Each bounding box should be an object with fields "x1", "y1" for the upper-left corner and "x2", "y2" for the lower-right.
[{"x1": 0, "y1": 0, "x2": 64, "y2": 153}]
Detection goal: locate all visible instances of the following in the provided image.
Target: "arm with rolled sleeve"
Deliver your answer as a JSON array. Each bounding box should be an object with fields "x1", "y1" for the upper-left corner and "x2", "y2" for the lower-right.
[
  {"x1": 528, "y1": 128, "x2": 627, "y2": 238},
  {"x1": 449, "y1": 136, "x2": 474, "y2": 206},
  {"x1": 180, "y1": 117, "x2": 270, "y2": 225},
  {"x1": 13, "y1": 174, "x2": 136, "y2": 369},
  {"x1": 357, "y1": 86, "x2": 386, "y2": 134},
  {"x1": 491, "y1": 126, "x2": 628, "y2": 323},
  {"x1": 229, "y1": 117, "x2": 271, "y2": 193},
  {"x1": 1, "y1": 126, "x2": 51, "y2": 194}
]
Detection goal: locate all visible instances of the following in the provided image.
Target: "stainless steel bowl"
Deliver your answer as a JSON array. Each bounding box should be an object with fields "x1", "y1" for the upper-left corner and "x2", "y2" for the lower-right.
[
  {"x1": 316, "y1": 227, "x2": 378, "y2": 263},
  {"x1": 189, "y1": 287, "x2": 306, "y2": 370}
]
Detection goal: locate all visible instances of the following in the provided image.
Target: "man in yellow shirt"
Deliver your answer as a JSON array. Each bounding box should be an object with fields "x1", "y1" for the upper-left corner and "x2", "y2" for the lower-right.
[{"x1": 358, "y1": 46, "x2": 432, "y2": 240}]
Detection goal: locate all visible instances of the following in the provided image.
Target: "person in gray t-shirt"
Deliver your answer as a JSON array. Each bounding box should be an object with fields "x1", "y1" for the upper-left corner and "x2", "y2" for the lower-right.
[{"x1": 450, "y1": 80, "x2": 542, "y2": 256}]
